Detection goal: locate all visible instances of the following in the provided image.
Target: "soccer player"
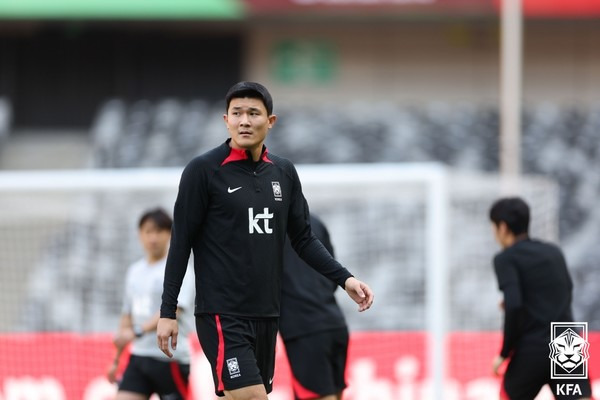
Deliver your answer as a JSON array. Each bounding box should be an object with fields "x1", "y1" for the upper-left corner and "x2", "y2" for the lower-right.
[
  {"x1": 107, "y1": 208, "x2": 195, "y2": 400},
  {"x1": 489, "y1": 197, "x2": 592, "y2": 400},
  {"x1": 157, "y1": 81, "x2": 374, "y2": 400},
  {"x1": 280, "y1": 214, "x2": 349, "y2": 400}
]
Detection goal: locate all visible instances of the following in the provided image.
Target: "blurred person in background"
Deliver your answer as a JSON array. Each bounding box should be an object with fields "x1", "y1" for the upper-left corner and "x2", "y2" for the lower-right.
[
  {"x1": 107, "y1": 208, "x2": 195, "y2": 400},
  {"x1": 156, "y1": 81, "x2": 374, "y2": 400},
  {"x1": 280, "y1": 214, "x2": 349, "y2": 400},
  {"x1": 489, "y1": 197, "x2": 592, "y2": 400}
]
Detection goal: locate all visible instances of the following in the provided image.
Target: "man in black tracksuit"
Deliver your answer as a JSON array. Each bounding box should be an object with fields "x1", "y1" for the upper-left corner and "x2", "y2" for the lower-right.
[
  {"x1": 280, "y1": 214, "x2": 349, "y2": 400},
  {"x1": 156, "y1": 82, "x2": 374, "y2": 400},
  {"x1": 489, "y1": 197, "x2": 591, "y2": 400}
]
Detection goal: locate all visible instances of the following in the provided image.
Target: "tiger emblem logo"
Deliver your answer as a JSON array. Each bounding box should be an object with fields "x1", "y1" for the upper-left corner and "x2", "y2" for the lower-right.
[{"x1": 549, "y1": 328, "x2": 589, "y2": 373}]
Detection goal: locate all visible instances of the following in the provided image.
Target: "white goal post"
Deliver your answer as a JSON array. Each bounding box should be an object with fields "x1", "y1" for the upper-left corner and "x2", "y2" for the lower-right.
[{"x1": 0, "y1": 163, "x2": 558, "y2": 398}]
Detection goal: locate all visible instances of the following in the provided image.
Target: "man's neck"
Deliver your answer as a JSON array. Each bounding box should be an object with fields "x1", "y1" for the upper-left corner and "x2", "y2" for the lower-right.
[
  {"x1": 228, "y1": 141, "x2": 264, "y2": 162},
  {"x1": 147, "y1": 253, "x2": 166, "y2": 264},
  {"x1": 504, "y1": 233, "x2": 529, "y2": 248},
  {"x1": 248, "y1": 147, "x2": 262, "y2": 162}
]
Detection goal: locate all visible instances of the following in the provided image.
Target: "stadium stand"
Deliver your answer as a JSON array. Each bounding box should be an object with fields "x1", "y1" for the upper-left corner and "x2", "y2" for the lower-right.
[{"x1": 6, "y1": 98, "x2": 597, "y2": 334}]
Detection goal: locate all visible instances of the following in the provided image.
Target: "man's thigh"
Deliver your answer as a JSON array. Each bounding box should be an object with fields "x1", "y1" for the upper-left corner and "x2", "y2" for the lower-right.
[
  {"x1": 119, "y1": 355, "x2": 189, "y2": 400},
  {"x1": 503, "y1": 351, "x2": 549, "y2": 400},
  {"x1": 285, "y1": 328, "x2": 349, "y2": 399}
]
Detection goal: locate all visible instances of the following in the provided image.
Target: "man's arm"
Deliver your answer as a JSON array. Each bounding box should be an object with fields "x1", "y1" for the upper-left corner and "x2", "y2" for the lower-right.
[
  {"x1": 159, "y1": 162, "x2": 206, "y2": 356},
  {"x1": 286, "y1": 167, "x2": 373, "y2": 311},
  {"x1": 107, "y1": 314, "x2": 132, "y2": 383},
  {"x1": 107, "y1": 311, "x2": 162, "y2": 381},
  {"x1": 493, "y1": 254, "x2": 524, "y2": 358},
  {"x1": 159, "y1": 262, "x2": 197, "y2": 359},
  {"x1": 161, "y1": 163, "x2": 205, "y2": 319}
]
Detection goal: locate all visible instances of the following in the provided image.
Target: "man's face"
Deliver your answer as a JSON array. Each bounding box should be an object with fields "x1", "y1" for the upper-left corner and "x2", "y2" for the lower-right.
[
  {"x1": 224, "y1": 97, "x2": 276, "y2": 153},
  {"x1": 139, "y1": 220, "x2": 170, "y2": 262}
]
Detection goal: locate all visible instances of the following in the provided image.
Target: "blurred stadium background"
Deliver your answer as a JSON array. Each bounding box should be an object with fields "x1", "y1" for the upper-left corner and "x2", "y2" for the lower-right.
[{"x1": 1, "y1": 0, "x2": 600, "y2": 399}]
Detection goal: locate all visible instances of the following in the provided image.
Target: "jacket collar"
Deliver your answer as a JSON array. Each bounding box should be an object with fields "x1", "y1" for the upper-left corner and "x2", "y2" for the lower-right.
[{"x1": 221, "y1": 139, "x2": 272, "y2": 166}]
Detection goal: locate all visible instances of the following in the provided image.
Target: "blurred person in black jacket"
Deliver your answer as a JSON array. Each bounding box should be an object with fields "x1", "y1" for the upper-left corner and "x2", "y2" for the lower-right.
[
  {"x1": 280, "y1": 214, "x2": 349, "y2": 400},
  {"x1": 489, "y1": 197, "x2": 591, "y2": 400}
]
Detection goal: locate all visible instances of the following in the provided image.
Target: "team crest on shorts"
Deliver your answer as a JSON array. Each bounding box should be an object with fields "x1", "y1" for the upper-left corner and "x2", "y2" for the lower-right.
[
  {"x1": 271, "y1": 181, "x2": 282, "y2": 201},
  {"x1": 226, "y1": 357, "x2": 241, "y2": 378}
]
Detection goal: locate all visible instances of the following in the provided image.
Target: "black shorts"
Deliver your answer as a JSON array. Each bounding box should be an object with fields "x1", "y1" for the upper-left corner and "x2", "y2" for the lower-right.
[
  {"x1": 119, "y1": 354, "x2": 190, "y2": 399},
  {"x1": 284, "y1": 327, "x2": 349, "y2": 400},
  {"x1": 502, "y1": 349, "x2": 592, "y2": 400},
  {"x1": 195, "y1": 313, "x2": 278, "y2": 397}
]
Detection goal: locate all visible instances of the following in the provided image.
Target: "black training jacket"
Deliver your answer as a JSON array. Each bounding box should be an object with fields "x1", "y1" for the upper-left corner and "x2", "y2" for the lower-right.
[
  {"x1": 279, "y1": 215, "x2": 348, "y2": 341},
  {"x1": 493, "y1": 238, "x2": 574, "y2": 358},
  {"x1": 161, "y1": 140, "x2": 353, "y2": 319}
]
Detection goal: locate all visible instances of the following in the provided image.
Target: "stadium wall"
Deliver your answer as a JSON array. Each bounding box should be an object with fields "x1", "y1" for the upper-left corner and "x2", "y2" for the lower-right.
[
  {"x1": 1, "y1": 19, "x2": 600, "y2": 130},
  {"x1": 1, "y1": 332, "x2": 599, "y2": 400},
  {"x1": 245, "y1": 21, "x2": 600, "y2": 106}
]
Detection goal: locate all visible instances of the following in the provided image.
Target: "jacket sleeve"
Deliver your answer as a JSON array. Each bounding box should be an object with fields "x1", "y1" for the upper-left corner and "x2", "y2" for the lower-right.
[
  {"x1": 160, "y1": 160, "x2": 208, "y2": 319},
  {"x1": 286, "y1": 165, "x2": 353, "y2": 288},
  {"x1": 312, "y1": 216, "x2": 335, "y2": 258},
  {"x1": 494, "y1": 252, "x2": 524, "y2": 358}
]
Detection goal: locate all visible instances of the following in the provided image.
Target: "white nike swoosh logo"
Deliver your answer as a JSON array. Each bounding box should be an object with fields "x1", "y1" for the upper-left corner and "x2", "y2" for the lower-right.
[
  {"x1": 228, "y1": 186, "x2": 242, "y2": 193},
  {"x1": 269, "y1": 377, "x2": 273, "y2": 384}
]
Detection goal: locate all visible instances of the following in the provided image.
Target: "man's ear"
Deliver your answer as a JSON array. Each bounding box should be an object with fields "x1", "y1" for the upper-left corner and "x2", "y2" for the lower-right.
[
  {"x1": 268, "y1": 114, "x2": 277, "y2": 129},
  {"x1": 498, "y1": 221, "x2": 509, "y2": 237}
]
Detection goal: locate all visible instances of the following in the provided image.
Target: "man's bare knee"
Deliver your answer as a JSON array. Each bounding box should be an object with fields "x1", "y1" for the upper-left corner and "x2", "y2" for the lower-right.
[
  {"x1": 315, "y1": 395, "x2": 338, "y2": 400},
  {"x1": 115, "y1": 391, "x2": 147, "y2": 400}
]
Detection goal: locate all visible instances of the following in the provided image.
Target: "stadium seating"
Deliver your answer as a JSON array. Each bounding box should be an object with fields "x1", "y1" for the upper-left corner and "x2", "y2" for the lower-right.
[{"x1": 9, "y1": 99, "x2": 600, "y2": 333}]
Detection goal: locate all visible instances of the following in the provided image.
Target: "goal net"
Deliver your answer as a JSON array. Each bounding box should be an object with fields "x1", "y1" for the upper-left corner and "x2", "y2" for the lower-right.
[{"x1": 0, "y1": 164, "x2": 558, "y2": 400}]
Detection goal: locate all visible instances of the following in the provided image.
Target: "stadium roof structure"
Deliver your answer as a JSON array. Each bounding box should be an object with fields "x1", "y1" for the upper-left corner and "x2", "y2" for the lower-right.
[
  {"x1": 244, "y1": 0, "x2": 600, "y2": 19},
  {"x1": 0, "y1": 0, "x2": 599, "y2": 20},
  {"x1": 0, "y1": 0, "x2": 244, "y2": 20}
]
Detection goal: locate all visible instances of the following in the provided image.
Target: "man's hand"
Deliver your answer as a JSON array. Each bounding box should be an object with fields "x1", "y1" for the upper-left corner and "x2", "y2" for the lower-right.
[
  {"x1": 157, "y1": 318, "x2": 178, "y2": 358},
  {"x1": 344, "y1": 277, "x2": 374, "y2": 312},
  {"x1": 106, "y1": 360, "x2": 119, "y2": 384},
  {"x1": 492, "y1": 355, "x2": 506, "y2": 376}
]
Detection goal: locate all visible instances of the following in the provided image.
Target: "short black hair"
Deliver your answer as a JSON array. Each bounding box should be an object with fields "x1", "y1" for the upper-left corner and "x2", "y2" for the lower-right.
[
  {"x1": 225, "y1": 81, "x2": 273, "y2": 115},
  {"x1": 489, "y1": 197, "x2": 530, "y2": 235},
  {"x1": 138, "y1": 208, "x2": 172, "y2": 231}
]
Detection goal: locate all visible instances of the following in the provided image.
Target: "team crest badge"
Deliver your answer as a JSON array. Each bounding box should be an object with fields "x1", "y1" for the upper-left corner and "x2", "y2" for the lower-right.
[
  {"x1": 271, "y1": 181, "x2": 282, "y2": 201},
  {"x1": 226, "y1": 357, "x2": 241, "y2": 378}
]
